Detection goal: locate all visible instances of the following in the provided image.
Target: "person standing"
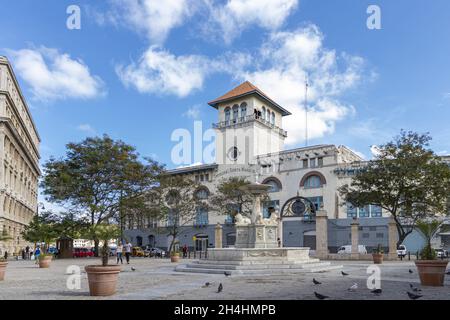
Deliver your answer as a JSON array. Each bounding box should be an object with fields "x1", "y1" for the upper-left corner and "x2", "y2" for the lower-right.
[
  {"x1": 34, "y1": 247, "x2": 40, "y2": 265},
  {"x1": 25, "y1": 246, "x2": 30, "y2": 260},
  {"x1": 124, "y1": 241, "x2": 132, "y2": 264},
  {"x1": 116, "y1": 243, "x2": 123, "y2": 264}
]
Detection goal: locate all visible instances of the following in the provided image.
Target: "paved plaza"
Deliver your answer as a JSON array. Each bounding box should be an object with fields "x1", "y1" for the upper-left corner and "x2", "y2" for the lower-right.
[{"x1": 0, "y1": 258, "x2": 449, "y2": 300}]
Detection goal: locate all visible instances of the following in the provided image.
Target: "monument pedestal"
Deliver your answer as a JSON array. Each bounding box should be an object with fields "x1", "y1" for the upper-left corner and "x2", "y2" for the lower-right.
[{"x1": 235, "y1": 224, "x2": 278, "y2": 249}]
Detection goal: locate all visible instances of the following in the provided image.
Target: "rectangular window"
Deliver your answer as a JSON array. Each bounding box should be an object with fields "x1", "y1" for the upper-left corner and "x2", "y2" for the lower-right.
[
  {"x1": 306, "y1": 196, "x2": 323, "y2": 211},
  {"x1": 369, "y1": 226, "x2": 377, "y2": 232},
  {"x1": 303, "y1": 159, "x2": 308, "y2": 168},
  {"x1": 318, "y1": 157, "x2": 324, "y2": 166},
  {"x1": 347, "y1": 203, "x2": 357, "y2": 218},
  {"x1": 370, "y1": 205, "x2": 382, "y2": 217},
  {"x1": 363, "y1": 233, "x2": 370, "y2": 239},
  {"x1": 376, "y1": 233, "x2": 384, "y2": 239},
  {"x1": 310, "y1": 158, "x2": 316, "y2": 167},
  {"x1": 359, "y1": 206, "x2": 370, "y2": 218}
]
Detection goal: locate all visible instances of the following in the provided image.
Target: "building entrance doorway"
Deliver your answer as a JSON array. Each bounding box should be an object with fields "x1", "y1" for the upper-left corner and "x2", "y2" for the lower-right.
[
  {"x1": 303, "y1": 230, "x2": 316, "y2": 250},
  {"x1": 195, "y1": 234, "x2": 208, "y2": 252}
]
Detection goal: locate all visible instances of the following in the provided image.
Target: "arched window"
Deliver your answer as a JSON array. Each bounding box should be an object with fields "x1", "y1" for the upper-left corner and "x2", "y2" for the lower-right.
[
  {"x1": 195, "y1": 188, "x2": 209, "y2": 200},
  {"x1": 262, "y1": 178, "x2": 282, "y2": 193},
  {"x1": 195, "y1": 207, "x2": 209, "y2": 227},
  {"x1": 304, "y1": 175, "x2": 323, "y2": 188},
  {"x1": 262, "y1": 107, "x2": 266, "y2": 120},
  {"x1": 271, "y1": 112, "x2": 275, "y2": 125},
  {"x1": 232, "y1": 105, "x2": 239, "y2": 123},
  {"x1": 224, "y1": 107, "x2": 231, "y2": 123},
  {"x1": 240, "y1": 102, "x2": 247, "y2": 119}
]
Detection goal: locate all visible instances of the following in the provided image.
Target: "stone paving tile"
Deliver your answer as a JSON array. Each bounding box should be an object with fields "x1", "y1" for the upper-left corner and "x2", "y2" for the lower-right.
[{"x1": 0, "y1": 258, "x2": 448, "y2": 300}]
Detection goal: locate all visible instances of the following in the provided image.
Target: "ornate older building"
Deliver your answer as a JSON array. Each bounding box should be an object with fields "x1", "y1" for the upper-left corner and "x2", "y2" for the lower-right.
[
  {"x1": 125, "y1": 81, "x2": 449, "y2": 254},
  {"x1": 0, "y1": 56, "x2": 40, "y2": 256}
]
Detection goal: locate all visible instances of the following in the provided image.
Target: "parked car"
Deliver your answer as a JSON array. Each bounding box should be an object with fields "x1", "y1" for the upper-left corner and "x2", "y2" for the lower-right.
[
  {"x1": 435, "y1": 248, "x2": 449, "y2": 259},
  {"x1": 397, "y1": 245, "x2": 407, "y2": 258},
  {"x1": 73, "y1": 248, "x2": 94, "y2": 258},
  {"x1": 148, "y1": 247, "x2": 167, "y2": 258},
  {"x1": 337, "y1": 245, "x2": 367, "y2": 254},
  {"x1": 132, "y1": 247, "x2": 147, "y2": 257}
]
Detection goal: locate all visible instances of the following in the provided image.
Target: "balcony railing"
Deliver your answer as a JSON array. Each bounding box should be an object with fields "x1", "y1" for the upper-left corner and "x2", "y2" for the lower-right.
[{"x1": 213, "y1": 114, "x2": 287, "y2": 137}]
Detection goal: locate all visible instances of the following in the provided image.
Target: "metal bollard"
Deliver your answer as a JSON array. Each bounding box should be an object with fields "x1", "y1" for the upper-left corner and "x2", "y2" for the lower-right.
[{"x1": 408, "y1": 252, "x2": 410, "y2": 261}]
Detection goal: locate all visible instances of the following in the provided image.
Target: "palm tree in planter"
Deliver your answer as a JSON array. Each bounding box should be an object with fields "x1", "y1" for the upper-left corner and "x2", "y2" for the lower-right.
[
  {"x1": 372, "y1": 244, "x2": 384, "y2": 264},
  {"x1": 83, "y1": 223, "x2": 122, "y2": 296},
  {"x1": 415, "y1": 219, "x2": 450, "y2": 286},
  {"x1": 0, "y1": 230, "x2": 12, "y2": 280},
  {"x1": 22, "y1": 212, "x2": 59, "y2": 268}
]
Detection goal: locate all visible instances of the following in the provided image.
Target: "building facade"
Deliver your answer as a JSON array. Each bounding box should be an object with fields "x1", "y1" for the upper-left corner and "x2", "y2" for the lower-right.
[
  {"x1": 0, "y1": 56, "x2": 40, "y2": 256},
  {"x1": 125, "y1": 81, "x2": 446, "y2": 254}
]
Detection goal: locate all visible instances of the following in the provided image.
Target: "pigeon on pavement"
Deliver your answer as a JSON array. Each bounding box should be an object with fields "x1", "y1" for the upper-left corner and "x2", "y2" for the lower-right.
[
  {"x1": 371, "y1": 289, "x2": 382, "y2": 295},
  {"x1": 409, "y1": 284, "x2": 421, "y2": 292},
  {"x1": 409, "y1": 269, "x2": 414, "y2": 274},
  {"x1": 348, "y1": 283, "x2": 358, "y2": 291},
  {"x1": 407, "y1": 291, "x2": 423, "y2": 300},
  {"x1": 313, "y1": 278, "x2": 321, "y2": 285},
  {"x1": 341, "y1": 271, "x2": 349, "y2": 276},
  {"x1": 314, "y1": 292, "x2": 329, "y2": 300},
  {"x1": 224, "y1": 271, "x2": 232, "y2": 277},
  {"x1": 131, "y1": 267, "x2": 136, "y2": 271},
  {"x1": 217, "y1": 283, "x2": 223, "y2": 293}
]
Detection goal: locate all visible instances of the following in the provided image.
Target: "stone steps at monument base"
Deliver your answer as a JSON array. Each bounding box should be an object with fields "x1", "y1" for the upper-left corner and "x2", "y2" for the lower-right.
[
  {"x1": 193, "y1": 258, "x2": 321, "y2": 266},
  {"x1": 185, "y1": 261, "x2": 332, "y2": 270},
  {"x1": 174, "y1": 261, "x2": 343, "y2": 274}
]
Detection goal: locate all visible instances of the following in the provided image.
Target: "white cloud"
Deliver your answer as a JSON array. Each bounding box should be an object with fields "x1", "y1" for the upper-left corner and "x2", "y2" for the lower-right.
[
  {"x1": 238, "y1": 26, "x2": 364, "y2": 145},
  {"x1": 370, "y1": 145, "x2": 382, "y2": 158},
  {"x1": 115, "y1": 25, "x2": 367, "y2": 147},
  {"x1": 204, "y1": 0, "x2": 299, "y2": 44},
  {"x1": 7, "y1": 47, "x2": 105, "y2": 102},
  {"x1": 183, "y1": 104, "x2": 202, "y2": 119},
  {"x1": 97, "y1": 0, "x2": 194, "y2": 43},
  {"x1": 116, "y1": 46, "x2": 211, "y2": 97},
  {"x1": 77, "y1": 124, "x2": 97, "y2": 135}
]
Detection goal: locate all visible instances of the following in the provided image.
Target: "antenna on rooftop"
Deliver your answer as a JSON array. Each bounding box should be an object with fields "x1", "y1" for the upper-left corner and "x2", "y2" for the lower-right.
[{"x1": 304, "y1": 74, "x2": 309, "y2": 147}]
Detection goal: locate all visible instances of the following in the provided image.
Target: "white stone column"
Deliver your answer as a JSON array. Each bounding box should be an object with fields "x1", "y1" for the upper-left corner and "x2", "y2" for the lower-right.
[
  {"x1": 215, "y1": 223, "x2": 223, "y2": 248},
  {"x1": 388, "y1": 217, "x2": 398, "y2": 260},
  {"x1": 315, "y1": 209, "x2": 328, "y2": 259},
  {"x1": 351, "y1": 218, "x2": 360, "y2": 259}
]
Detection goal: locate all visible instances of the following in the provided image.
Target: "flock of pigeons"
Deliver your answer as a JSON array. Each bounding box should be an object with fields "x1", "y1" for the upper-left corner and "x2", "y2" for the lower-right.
[
  {"x1": 198, "y1": 268, "x2": 450, "y2": 300},
  {"x1": 128, "y1": 265, "x2": 449, "y2": 299},
  {"x1": 313, "y1": 269, "x2": 449, "y2": 300}
]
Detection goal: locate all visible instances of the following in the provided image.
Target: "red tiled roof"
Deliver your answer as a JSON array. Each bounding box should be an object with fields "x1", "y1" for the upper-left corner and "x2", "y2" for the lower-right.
[{"x1": 208, "y1": 81, "x2": 291, "y2": 116}]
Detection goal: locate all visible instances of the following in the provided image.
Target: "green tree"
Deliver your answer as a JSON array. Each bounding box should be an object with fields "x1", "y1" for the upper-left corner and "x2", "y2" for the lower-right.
[
  {"x1": 416, "y1": 220, "x2": 450, "y2": 260},
  {"x1": 41, "y1": 135, "x2": 163, "y2": 255},
  {"x1": 209, "y1": 177, "x2": 267, "y2": 220},
  {"x1": 339, "y1": 131, "x2": 450, "y2": 246},
  {"x1": 22, "y1": 212, "x2": 59, "y2": 253},
  {"x1": 82, "y1": 223, "x2": 121, "y2": 266},
  {"x1": 149, "y1": 175, "x2": 201, "y2": 254}
]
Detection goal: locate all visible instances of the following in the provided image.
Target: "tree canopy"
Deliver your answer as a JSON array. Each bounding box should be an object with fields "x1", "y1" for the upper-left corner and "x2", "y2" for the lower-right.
[
  {"x1": 40, "y1": 135, "x2": 164, "y2": 253},
  {"x1": 339, "y1": 131, "x2": 450, "y2": 246}
]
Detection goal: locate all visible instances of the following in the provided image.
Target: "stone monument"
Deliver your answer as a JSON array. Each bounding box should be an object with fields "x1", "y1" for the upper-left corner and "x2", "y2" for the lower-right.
[{"x1": 176, "y1": 182, "x2": 342, "y2": 275}]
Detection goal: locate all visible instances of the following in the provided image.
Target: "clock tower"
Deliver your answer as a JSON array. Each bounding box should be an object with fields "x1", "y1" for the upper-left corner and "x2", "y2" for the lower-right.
[{"x1": 209, "y1": 81, "x2": 291, "y2": 165}]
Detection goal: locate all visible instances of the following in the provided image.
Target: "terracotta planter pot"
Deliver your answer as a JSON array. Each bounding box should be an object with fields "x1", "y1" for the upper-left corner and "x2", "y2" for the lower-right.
[
  {"x1": 0, "y1": 261, "x2": 7, "y2": 281},
  {"x1": 85, "y1": 265, "x2": 122, "y2": 296},
  {"x1": 170, "y1": 254, "x2": 180, "y2": 263},
  {"x1": 38, "y1": 256, "x2": 53, "y2": 268},
  {"x1": 415, "y1": 260, "x2": 449, "y2": 287},
  {"x1": 372, "y1": 253, "x2": 384, "y2": 264}
]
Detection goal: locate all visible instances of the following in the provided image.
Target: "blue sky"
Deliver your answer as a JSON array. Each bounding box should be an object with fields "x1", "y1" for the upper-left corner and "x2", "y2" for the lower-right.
[{"x1": 1, "y1": 0, "x2": 450, "y2": 175}]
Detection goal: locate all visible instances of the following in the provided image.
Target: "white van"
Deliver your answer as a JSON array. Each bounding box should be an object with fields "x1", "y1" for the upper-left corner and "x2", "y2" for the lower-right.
[{"x1": 337, "y1": 245, "x2": 367, "y2": 254}]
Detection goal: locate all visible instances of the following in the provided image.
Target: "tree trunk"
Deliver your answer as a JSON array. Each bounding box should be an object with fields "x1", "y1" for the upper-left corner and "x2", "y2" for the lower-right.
[{"x1": 94, "y1": 239, "x2": 99, "y2": 257}]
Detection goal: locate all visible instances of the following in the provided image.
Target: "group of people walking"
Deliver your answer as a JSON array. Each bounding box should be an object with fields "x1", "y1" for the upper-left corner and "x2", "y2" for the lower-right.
[{"x1": 116, "y1": 241, "x2": 132, "y2": 264}]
